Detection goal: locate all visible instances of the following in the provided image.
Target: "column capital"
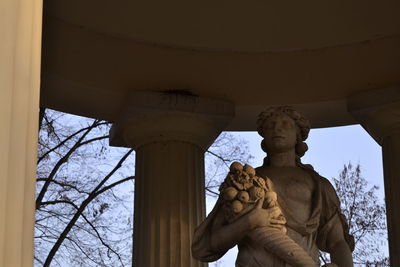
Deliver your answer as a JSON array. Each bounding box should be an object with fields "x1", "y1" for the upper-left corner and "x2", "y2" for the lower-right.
[
  {"x1": 347, "y1": 86, "x2": 400, "y2": 145},
  {"x1": 109, "y1": 91, "x2": 235, "y2": 150}
]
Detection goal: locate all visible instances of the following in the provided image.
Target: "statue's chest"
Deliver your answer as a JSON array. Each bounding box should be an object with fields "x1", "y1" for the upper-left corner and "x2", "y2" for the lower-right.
[
  {"x1": 259, "y1": 168, "x2": 315, "y2": 221},
  {"x1": 272, "y1": 174, "x2": 314, "y2": 201}
]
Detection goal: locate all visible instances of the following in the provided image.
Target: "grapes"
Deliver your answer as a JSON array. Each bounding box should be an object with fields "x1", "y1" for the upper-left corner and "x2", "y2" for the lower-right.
[{"x1": 243, "y1": 164, "x2": 256, "y2": 177}]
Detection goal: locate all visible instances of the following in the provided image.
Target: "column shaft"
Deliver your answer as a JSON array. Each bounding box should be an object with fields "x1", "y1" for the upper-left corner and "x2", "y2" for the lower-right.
[
  {"x1": 110, "y1": 91, "x2": 233, "y2": 266},
  {"x1": 382, "y1": 134, "x2": 400, "y2": 267},
  {"x1": 348, "y1": 88, "x2": 400, "y2": 266},
  {"x1": 0, "y1": 0, "x2": 42, "y2": 266},
  {"x1": 134, "y1": 141, "x2": 207, "y2": 267}
]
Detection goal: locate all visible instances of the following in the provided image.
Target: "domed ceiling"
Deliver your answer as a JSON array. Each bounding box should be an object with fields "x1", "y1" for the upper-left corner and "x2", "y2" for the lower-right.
[{"x1": 40, "y1": 0, "x2": 400, "y2": 129}]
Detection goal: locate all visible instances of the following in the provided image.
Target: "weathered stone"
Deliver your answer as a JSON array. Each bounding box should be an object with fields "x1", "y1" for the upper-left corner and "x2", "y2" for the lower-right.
[{"x1": 192, "y1": 106, "x2": 354, "y2": 267}]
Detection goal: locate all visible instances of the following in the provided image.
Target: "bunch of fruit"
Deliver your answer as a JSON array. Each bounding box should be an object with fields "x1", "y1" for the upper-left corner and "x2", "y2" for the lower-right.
[{"x1": 219, "y1": 162, "x2": 285, "y2": 230}]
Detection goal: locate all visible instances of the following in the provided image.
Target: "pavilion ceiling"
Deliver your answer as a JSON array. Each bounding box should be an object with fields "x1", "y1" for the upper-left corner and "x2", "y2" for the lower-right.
[{"x1": 40, "y1": 0, "x2": 400, "y2": 129}]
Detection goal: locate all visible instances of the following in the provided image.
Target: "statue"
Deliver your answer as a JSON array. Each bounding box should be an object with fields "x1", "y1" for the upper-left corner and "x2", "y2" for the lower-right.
[{"x1": 192, "y1": 106, "x2": 354, "y2": 267}]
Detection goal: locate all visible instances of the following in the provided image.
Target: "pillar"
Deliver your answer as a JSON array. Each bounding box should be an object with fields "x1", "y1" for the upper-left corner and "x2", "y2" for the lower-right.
[
  {"x1": 0, "y1": 0, "x2": 42, "y2": 266},
  {"x1": 348, "y1": 87, "x2": 400, "y2": 267},
  {"x1": 110, "y1": 91, "x2": 234, "y2": 267}
]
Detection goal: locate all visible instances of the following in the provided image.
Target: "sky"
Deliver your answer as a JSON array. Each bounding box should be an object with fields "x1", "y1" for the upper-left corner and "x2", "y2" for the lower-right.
[{"x1": 207, "y1": 124, "x2": 386, "y2": 266}]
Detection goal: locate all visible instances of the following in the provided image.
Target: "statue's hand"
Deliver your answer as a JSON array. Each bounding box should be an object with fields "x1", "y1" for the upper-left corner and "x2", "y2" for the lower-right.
[{"x1": 246, "y1": 197, "x2": 286, "y2": 230}]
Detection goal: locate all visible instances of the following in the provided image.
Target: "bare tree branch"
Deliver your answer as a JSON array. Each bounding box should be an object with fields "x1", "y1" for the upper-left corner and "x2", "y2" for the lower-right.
[
  {"x1": 36, "y1": 120, "x2": 102, "y2": 208},
  {"x1": 43, "y1": 149, "x2": 133, "y2": 267},
  {"x1": 37, "y1": 121, "x2": 109, "y2": 164},
  {"x1": 80, "y1": 213, "x2": 125, "y2": 266}
]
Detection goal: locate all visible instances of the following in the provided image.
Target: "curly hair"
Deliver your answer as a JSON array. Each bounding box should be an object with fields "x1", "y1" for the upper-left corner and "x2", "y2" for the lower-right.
[
  {"x1": 257, "y1": 106, "x2": 310, "y2": 140},
  {"x1": 256, "y1": 106, "x2": 311, "y2": 158}
]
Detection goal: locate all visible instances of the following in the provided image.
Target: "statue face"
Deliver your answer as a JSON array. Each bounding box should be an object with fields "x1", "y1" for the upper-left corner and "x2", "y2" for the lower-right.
[{"x1": 262, "y1": 113, "x2": 298, "y2": 154}]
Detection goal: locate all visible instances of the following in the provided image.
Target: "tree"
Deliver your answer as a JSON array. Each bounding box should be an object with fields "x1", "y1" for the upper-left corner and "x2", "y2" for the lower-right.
[
  {"x1": 36, "y1": 110, "x2": 135, "y2": 267},
  {"x1": 320, "y1": 163, "x2": 388, "y2": 266},
  {"x1": 35, "y1": 109, "x2": 252, "y2": 266}
]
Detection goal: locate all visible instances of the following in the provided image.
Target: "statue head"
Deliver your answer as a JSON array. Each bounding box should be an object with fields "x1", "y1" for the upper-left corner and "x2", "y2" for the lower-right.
[{"x1": 256, "y1": 106, "x2": 310, "y2": 158}]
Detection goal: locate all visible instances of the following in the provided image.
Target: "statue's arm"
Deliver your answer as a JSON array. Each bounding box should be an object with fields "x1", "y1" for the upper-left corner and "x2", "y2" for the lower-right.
[
  {"x1": 192, "y1": 198, "x2": 262, "y2": 261},
  {"x1": 210, "y1": 198, "x2": 280, "y2": 253},
  {"x1": 209, "y1": 208, "x2": 252, "y2": 252},
  {"x1": 326, "y1": 219, "x2": 354, "y2": 267}
]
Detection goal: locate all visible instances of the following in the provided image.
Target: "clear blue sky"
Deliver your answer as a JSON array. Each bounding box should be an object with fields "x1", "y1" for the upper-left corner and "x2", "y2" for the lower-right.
[{"x1": 207, "y1": 124, "x2": 386, "y2": 266}]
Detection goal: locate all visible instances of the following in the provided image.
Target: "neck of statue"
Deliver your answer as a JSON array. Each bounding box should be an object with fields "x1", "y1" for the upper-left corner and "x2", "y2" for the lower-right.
[{"x1": 267, "y1": 150, "x2": 297, "y2": 167}]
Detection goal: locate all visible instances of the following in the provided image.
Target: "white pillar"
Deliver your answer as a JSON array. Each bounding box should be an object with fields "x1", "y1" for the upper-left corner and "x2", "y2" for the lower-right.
[
  {"x1": 110, "y1": 91, "x2": 234, "y2": 267},
  {"x1": 0, "y1": 0, "x2": 43, "y2": 266},
  {"x1": 348, "y1": 87, "x2": 400, "y2": 267}
]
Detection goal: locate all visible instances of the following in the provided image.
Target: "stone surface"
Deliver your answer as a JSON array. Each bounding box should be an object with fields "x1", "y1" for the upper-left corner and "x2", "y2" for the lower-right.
[
  {"x1": 382, "y1": 135, "x2": 400, "y2": 267},
  {"x1": 348, "y1": 87, "x2": 400, "y2": 267},
  {"x1": 111, "y1": 92, "x2": 233, "y2": 267},
  {"x1": 40, "y1": 1, "x2": 400, "y2": 129},
  {"x1": 110, "y1": 91, "x2": 234, "y2": 150},
  {"x1": 134, "y1": 141, "x2": 207, "y2": 267},
  {"x1": 0, "y1": 0, "x2": 42, "y2": 265},
  {"x1": 348, "y1": 86, "x2": 400, "y2": 144},
  {"x1": 192, "y1": 106, "x2": 354, "y2": 267}
]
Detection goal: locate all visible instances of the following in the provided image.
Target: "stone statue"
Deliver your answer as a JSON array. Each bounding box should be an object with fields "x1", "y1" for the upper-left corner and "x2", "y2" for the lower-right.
[{"x1": 192, "y1": 106, "x2": 354, "y2": 267}]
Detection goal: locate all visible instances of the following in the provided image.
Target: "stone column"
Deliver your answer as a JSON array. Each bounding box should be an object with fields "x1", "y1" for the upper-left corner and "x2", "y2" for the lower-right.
[
  {"x1": 348, "y1": 87, "x2": 400, "y2": 267},
  {"x1": 0, "y1": 0, "x2": 42, "y2": 266},
  {"x1": 110, "y1": 91, "x2": 234, "y2": 267}
]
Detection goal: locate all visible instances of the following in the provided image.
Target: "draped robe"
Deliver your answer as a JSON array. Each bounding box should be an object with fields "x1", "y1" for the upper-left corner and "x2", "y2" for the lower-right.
[{"x1": 192, "y1": 167, "x2": 353, "y2": 267}]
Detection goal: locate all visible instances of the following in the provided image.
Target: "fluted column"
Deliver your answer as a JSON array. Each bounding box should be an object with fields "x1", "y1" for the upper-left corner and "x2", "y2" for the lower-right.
[
  {"x1": 134, "y1": 141, "x2": 206, "y2": 267},
  {"x1": 348, "y1": 87, "x2": 400, "y2": 267},
  {"x1": 110, "y1": 91, "x2": 234, "y2": 267}
]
